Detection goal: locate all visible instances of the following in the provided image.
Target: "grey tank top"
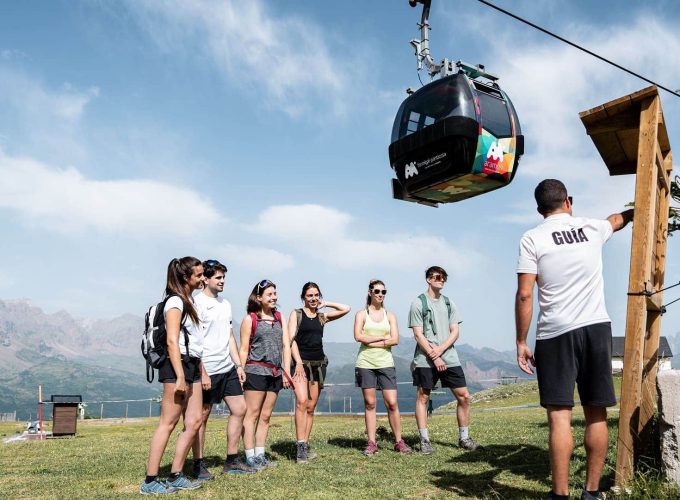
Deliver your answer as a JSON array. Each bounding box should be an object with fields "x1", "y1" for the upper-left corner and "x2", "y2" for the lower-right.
[{"x1": 245, "y1": 314, "x2": 283, "y2": 377}]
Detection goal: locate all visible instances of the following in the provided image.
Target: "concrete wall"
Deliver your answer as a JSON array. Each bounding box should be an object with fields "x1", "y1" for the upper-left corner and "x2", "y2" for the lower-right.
[{"x1": 658, "y1": 370, "x2": 680, "y2": 485}]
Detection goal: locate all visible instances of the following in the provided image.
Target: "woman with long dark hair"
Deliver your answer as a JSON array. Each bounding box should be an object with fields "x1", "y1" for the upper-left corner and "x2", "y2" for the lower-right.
[
  {"x1": 239, "y1": 280, "x2": 293, "y2": 470},
  {"x1": 354, "y1": 279, "x2": 412, "y2": 456},
  {"x1": 288, "y1": 282, "x2": 350, "y2": 463},
  {"x1": 141, "y1": 257, "x2": 206, "y2": 495}
]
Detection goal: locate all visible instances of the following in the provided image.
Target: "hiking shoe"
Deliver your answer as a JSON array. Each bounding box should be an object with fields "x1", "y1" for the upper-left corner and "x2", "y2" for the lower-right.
[
  {"x1": 581, "y1": 490, "x2": 605, "y2": 500},
  {"x1": 255, "y1": 454, "x2": 278, "y2": 468},
  {"x1": 363, "y1": 440, "x2": 378, "y2": 456},
  {"x1": 165, "y1": 473, "x2": 202, "y2": 491},
  {"x1": 191, "y1": 461, "x2": 215, "y2": 481},
  {"x1": 420, "y1": 439, "x2": 434, "y2": 454},
  {"x1": 394, "y1": 439, "x2": 412, "y2": 453},
  {"x1": 306, "y1": 443, "x2": 318, "y2": 460},
  {"x1": 296, "y1": 442, "x2": 309, "y2": 464},
  {"x1": 459, "y1": 437, "x2": 481, "y2": 451},
  {"x1": 139, "y1": 478, "x2": 177, "y2": 495},
  {"x1": 245, "y1": 456, "x2": 266, "y2": 472},
  {"x1": 222, "y1": 457, "x2": 257, "y2": 475}
]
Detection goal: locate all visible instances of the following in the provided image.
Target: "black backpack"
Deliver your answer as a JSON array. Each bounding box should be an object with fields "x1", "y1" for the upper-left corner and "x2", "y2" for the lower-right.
[{"x1": 141, "y1": 295, "x2": 190, "y2": 383}]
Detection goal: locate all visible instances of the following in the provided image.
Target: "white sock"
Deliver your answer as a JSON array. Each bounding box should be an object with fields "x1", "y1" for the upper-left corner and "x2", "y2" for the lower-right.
[
  {"x1": 245, "y1": 448, "x2": 255, "y2": 459},
  {"x1": 459, "y1": 426, "x2": 469, "y2": 440},
  {"x1": 419, "y1": 428, "x2": 429, "y2": 441},
  {"x1": 255, "y1": 446, "x2": 265, "y2": 457}
]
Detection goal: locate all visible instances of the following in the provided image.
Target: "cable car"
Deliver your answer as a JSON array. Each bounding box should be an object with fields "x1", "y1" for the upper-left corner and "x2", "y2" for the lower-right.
[{"x1": 389, "y1": 0, "x2": 524, "y2": 207}]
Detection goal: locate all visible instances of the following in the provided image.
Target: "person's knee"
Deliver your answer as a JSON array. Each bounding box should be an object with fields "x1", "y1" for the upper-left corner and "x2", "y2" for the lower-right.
[
  {"x1": 296, "y1": 397, "x2": 308, "y2": 411},
  {"x1": 184, "y1": 415, "x2": 203, "y2": 434},
  {"x1": 417, "y1": 391, "x2": 430, "y2": 405},
  {"x1": 456, "y1": 391, "x2": 471, "y2": 407},
  {"x1": 364, "y1": 399, "x2": 377, "y2": 412},
  {"x1": 259, "y1": 411, "x2": 273, "y2": 425},
  {"x1": 305, "y1": 401, "x2": 317, "y2": 415},
  {"x1": 229, "y1": 402, "x2": 246, "y2": 420}
]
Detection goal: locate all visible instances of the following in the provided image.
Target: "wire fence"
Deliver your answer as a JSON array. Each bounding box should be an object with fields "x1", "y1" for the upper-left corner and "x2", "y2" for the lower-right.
[{"x1": 26, "y1": 379, "x2": 522, "y2": 421}]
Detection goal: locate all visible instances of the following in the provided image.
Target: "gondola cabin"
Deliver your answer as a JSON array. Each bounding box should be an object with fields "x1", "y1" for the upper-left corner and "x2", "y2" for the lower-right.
[{"x1": 389, "y1": 72, "x2": 524, "y2": 206}]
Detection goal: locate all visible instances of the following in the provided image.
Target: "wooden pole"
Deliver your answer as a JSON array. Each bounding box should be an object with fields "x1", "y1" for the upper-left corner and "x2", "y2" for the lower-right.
[{"x1": 615, "y1": 95, "x2": 660, "y2": 486}]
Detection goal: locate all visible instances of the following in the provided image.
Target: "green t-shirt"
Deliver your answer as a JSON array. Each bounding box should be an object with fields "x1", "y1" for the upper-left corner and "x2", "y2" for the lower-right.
[{"x1": 408, "y1": 294, "x2": 461, "y2": 368}]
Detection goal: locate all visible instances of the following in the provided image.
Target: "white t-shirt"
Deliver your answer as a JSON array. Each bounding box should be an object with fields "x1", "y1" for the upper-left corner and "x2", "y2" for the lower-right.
[
  {"x1": 517, "y1": 213, "x2": 614, "y2": 340},
  {"x1": 195, "y1": 292, "x2": 234, "y2": 375},
  {"x1": 163, "y1": 296, "x2": 203, "y2": 358}
]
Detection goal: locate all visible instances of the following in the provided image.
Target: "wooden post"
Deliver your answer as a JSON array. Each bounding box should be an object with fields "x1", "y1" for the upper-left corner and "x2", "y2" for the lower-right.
[
  {"x1": 579, "y1": 86, "x2": 673, "y2": 486},
  {"x1": 616, "y1": 95, "x2": 660, "y2": 483},
  {"x1": 38, "y1": 385, "x2": 43, "y2": 441}
]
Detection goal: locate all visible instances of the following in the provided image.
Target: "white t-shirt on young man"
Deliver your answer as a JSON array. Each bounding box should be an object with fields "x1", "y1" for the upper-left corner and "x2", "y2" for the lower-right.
[
  {"x1": 517, "y1": 213, "x2": 614, "y2": 340},
  {"x1": 163, "y1": 296, "x2": 203, "y2": 358},
  {"x1": 195, "y1": 292, "x2": 234, "y2": 375}
]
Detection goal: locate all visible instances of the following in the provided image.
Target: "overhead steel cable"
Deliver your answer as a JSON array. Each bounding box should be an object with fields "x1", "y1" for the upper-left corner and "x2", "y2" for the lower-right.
[{"x1": 476, "y1": 0, "x2": 680, "y2": 99}]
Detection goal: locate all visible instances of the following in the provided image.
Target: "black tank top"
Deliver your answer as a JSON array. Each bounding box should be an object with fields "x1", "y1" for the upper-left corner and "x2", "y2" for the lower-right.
[{"x1": 296, "y1": 311, "x2": 324, "y2": 361}]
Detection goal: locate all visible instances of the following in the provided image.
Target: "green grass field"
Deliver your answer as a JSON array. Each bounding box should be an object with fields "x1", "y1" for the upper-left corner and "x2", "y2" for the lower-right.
[{"x1": 0, "y1": 381, "x2": 677, "y2": 499}]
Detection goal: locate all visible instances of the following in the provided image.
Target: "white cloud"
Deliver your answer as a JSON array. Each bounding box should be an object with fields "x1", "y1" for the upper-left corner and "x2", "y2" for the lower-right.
[
  {"x1": 124, "y1": 0, "x2": 349, "y2": 118},
  {"x1": 0, "y1": 150, "x2": 224, "y2": 237},
  {"x1": 213, "y1": 244, "x2": 294, "y2": 272},
  {"x1": 251, "y1": 204, "x2": 480, "y2": 273}
]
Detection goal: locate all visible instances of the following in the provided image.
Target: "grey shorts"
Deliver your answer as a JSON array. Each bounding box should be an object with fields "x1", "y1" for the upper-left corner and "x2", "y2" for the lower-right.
[{"x1": 355, "y1": 367, "x2": 397, "y2": 390}]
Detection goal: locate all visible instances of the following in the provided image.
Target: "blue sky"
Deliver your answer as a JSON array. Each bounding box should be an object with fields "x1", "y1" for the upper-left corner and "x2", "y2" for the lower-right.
[{"x1": 1, "y1": 0, "x2": 679, "y2": 350}]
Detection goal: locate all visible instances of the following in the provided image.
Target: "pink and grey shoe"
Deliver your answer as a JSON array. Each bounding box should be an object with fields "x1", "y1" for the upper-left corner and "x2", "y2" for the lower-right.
[
  {"x1": 394, "y1": 439, "x2": 412, "y2": 453},
  {"x1": 362, "y1": 440, "x2": 378, "y2": 456}
]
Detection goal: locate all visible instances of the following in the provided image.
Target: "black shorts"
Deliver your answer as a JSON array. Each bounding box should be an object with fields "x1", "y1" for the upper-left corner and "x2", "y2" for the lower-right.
[
  {"x1": 412, "y1": 366, "x2": 467, "y2": 390},
  {"x1": 292, "y1": 359, "x2": 328, "y2": 389},
  {"x1": 158, "y1": 356, "x2": 202, "y2": 384},
  {"x1": 243, "y1": 373, "x2": 283, "y2": 393},
  {"x1": 535, "y1": 322, "x2": 616, "y2": 408},
  {"x1": 202, "y1": 368, "x2": 243, "y2": 404},
  {"x1": 355, "y1": 367, "x2": 397, "y2": 390}
]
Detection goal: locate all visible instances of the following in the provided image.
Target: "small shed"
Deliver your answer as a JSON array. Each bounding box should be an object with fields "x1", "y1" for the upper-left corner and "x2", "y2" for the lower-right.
[
  {"x1": 611, "y1": 336, "x2": 673, "y2": 374},
  {"x1": 51, "y1": 395, "x2": 82, "y2": 436}
]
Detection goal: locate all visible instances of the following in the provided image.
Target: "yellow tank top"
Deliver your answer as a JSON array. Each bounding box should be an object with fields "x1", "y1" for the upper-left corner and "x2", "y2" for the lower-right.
[{"x1": 356, "y1": 309, "x2": 394, "y2": 369}]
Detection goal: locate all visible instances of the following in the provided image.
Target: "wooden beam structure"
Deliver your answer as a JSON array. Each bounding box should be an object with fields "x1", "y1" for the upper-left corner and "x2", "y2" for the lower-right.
[{"x1": 579, "y1": 86, "x2": 673, "y2": 486}]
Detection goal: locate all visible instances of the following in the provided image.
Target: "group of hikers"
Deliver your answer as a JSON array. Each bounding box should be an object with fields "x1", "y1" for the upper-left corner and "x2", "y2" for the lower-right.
[
  {"x1": 141, "y1": 258, "x2": 478, "y2": 495},
  {"x1": 141, "y1": 178, "x2": 634, "y2": 500}
]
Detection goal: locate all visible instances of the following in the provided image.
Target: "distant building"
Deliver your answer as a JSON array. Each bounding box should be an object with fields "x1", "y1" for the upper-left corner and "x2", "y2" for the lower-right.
[{"x1": 612, "y1": 336, "x2": 673, "y2": 373}]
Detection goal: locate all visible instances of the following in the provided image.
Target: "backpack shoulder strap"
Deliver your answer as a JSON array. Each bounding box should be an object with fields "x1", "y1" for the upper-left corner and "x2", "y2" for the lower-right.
[
  {"x1": 419, "y1": 293, "x2": 436, "y2": 335},
  {"x1": 274, "y1": 310, "x2": 283, "y2": 323},
  {"x1": 290, "y1": 309, "x2": 303, "y2": 344},
  {"x1": 443, "y1": 295, "x2": 452, "y2": 319}
]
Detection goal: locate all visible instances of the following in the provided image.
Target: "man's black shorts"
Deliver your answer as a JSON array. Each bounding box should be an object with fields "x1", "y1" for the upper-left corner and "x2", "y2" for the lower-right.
[
  {"x1": 243, "y1": 373, "x2": 283, "y2": 393},
  {"x1": 412, "y1": 366, "x2": 467, "y2": 390},
  {"x1": 535, "y1": 322, "x2": 616, "y2": 408},
  {"x1": 202, "y1": 368, "x2": 243, "y2": 404},
  {"x1": 158, "y1": 356, "x2": 202, "y2": 384}
]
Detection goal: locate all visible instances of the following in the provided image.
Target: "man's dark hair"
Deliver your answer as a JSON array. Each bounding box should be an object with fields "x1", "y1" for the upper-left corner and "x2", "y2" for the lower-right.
[
  {"x1": 425, "y1": 266, "x2": 448, "y2": 280},
  {"x1": 534, "y1": 179, "x2": 568, "y2": 215},
  {"x1": 203, "y1": 261, "x2": 227, "y2": 279}
]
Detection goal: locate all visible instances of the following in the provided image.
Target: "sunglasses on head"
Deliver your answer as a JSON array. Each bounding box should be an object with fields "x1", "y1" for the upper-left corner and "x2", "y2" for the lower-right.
[
  {"x1": 372, "y1": 289, "x2": 387, "y2": 296},
  {"x1": 429, "y1": 274, "x2": 447, "y2": 282},
  {"x1": 257, "y1": 280, "x2": 274, "y2": 293}
]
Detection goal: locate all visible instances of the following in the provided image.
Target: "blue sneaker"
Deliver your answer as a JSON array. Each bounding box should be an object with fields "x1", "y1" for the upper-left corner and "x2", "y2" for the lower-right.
[
  {"x1": 255, "y1": 454, "x2": 278, "y2": 468},
  {"x1": 139, "y1": 478, "x2": 177, "y2": 495},
  {"x1": 165, "y1": 473, "x2": 202, "y2": 491},
  {"x1": 245, "y1": 456, "x2": 266, "y2": 471},
  {"x1": 223, "y1": 457, "x2": 258, "y2": 474}
]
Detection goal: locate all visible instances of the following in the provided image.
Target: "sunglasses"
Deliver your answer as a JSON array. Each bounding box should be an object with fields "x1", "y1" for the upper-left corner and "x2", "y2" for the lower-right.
[
  {"x1": 257, "y1": 280, "x2": 274, "y2": 293},
  {"x1": 429, "y1": 274, "x2": 447, "y2": 282},
  {"x1": 567, "y1": 196, "x2": 573, "y2": 205},
  {"x1": 372, "y1": 289, "x2": 387, "y2": 296}
]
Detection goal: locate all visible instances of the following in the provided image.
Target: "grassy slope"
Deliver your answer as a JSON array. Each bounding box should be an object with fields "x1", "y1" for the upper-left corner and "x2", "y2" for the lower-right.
[{"x1": 0, "y1": 381, "x2": 676, "y2": 499}]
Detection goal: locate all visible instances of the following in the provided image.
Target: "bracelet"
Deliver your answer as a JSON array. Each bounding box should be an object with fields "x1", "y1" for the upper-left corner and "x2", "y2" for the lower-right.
[{"x1": 234, "y1": 364, "x2": 243, "y2": 369}]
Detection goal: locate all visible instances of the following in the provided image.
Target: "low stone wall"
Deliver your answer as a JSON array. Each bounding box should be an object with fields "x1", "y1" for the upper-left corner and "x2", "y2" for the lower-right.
[{"x1": 658, "y1": 370, "x2": 680, "y2": 485}]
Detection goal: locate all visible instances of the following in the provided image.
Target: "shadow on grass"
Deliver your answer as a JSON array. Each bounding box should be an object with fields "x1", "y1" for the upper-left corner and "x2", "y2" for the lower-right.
[
  {"x1": 430, "y1": 444, "x2": 550, "y2": 498},
  {"x1": 270, "y1": 439, "x2": 297, "y2": 460},
  {"x1": 327, "y1": 436, "x2": 367, "y2": 450}
]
